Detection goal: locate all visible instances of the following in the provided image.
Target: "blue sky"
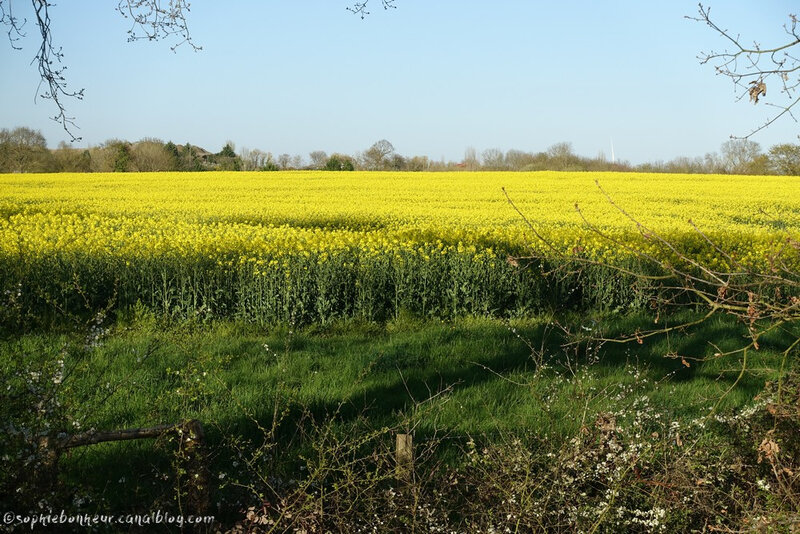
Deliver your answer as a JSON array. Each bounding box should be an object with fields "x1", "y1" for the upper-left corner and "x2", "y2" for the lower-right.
[{"x1": 1, "y1": 0, "x2": 798, "y2": 164}]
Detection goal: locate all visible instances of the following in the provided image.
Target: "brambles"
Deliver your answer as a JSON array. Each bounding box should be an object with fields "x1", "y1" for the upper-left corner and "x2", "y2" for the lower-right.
[{"x1": 220, "y1": 359, "x2": 800, "y2": 533}]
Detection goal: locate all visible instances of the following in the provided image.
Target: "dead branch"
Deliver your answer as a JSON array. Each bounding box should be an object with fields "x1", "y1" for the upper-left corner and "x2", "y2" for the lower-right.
[
  {"x1": 42, "y1": 419, "x2": 210, "y2": 516},
  {"x1": 59, "y1": 421, "x2": 185, "y2": 449}
]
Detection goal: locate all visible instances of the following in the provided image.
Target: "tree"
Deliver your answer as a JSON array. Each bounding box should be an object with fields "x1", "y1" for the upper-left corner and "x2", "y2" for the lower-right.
[
  {"x1": 52, "y1": 141, "x2": 92, "y2": 172},
  {"x1": 324, "y1": 153, "x2": 355, "y2": 171},
  {"x1": 309, "y1": 151, "x2": 328, "y2": 169},
  {"x1": 504, "y1": 149, "x2": 539, "y2": 171},
  {"x1": 214, "y1": 142, "x2": 241, "y2": 171},
  {"x1": 218, "y1": 142, "x2": 237, "y2": 159},
  {"x1": 177, "y1": 143, "x2": 205, "y2": 171},
  {"x1": 690, "y1": 5, "x2": 800, "y2": 138},
  {"x1": 0, "y1": 1, "x2": 198, "y2": 141},
  {"x1": 481, "y1": 148, "x2": 505, "y2": 170},
  {"x1": 463, "y1": 146, "x2": 479, "y2": 171},
  {"x1": 546, "y1": 142, "x2": 580, "y2": 170},
  {"x1": 703, "y1": 151, "x2": 724, "y2": 174},
  {"x1": 768, "y1": 143, "x2": 800, "y2": 175},
  {"x1": 362, "y1": 139, "x2": 395, "y2": 170},
  {"x1": 388, "y1": 153, "x2": 406, "y2": 170},
  {"x1": 406, "y1": 155, "x2": 430, "y2": 172},
  {"x1": 720, "y1": 138, "x2": 762, "y2": 174},
  {"x1": 239, "y1": 147, "x2": 276, "y2": 171},
  {"x1": 0, "y1": 126, "x2": 53, "y2": 172},
  {"x1": 101, "y1": 139, "x2": 133, "y2": 172},
  {"x1": 164, "y1": 141, "x2": 181, "y2": 169},
  {"x1": 131, "y1": 138, "x2": 173, "y2": 171},
  {"x1": 277, "y1": 153, "x2": 291, "y2": 170}
]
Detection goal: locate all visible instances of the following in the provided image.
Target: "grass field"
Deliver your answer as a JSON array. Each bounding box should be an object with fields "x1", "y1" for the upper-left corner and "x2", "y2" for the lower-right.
[
  {"x1": 1, "y1": 170, "x2": 798, "y2": 531},
  {"x1": 2, "y1": 312, "x2": 795, "y2": 530}
]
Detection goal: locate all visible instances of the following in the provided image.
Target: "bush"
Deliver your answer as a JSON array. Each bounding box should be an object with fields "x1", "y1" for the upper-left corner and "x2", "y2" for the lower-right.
[{"x1": 324, "y1": 154, "x2": 355, "y2": 171}]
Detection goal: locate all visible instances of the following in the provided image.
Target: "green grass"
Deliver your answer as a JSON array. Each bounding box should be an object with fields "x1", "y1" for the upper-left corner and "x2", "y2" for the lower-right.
[
  {"x1": 2, "y1": 311, "x2": 793, "y2": 498},
  {"x1": 30, "y1": 315, "x2": 783, "y2": 428}
]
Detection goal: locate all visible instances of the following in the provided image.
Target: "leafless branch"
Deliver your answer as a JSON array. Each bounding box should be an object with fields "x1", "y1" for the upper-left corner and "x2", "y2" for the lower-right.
[
  {"x1": 346, "y1": 0, "x2": 396, "y2": 19},
  {"x1": 0, "y1": 0, "x2": 203, "y2": 142},
  {"x1": 0, "y1": 0, "x2": 24, "y2": 49},
  {"x1": 688, "y1": 4, "x2": 800, "y2": 138},
  {"x1": 507, "y1": 181, "x2": 800, "y2": 363},
  {"x1": 30, "y1": 0, "x2": 84, "y2": 142},
  {"x1": 116, "y1": 0, "x2": 201, "y2": 52},
  {"x1": 2, "y1": 0, "x2": 400, "y2": 141}
]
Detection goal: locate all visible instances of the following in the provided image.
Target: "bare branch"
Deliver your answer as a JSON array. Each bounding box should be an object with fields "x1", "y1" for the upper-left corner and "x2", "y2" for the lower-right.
[
  {"x1": 0, "y1": 0, "x2": 205, "y2": 142},
  {"x1": 689, "y1": 3, "x2": 800, "y2": 138},
  {"x1": 116, "y1": 0, "x2": 201, "y2": 52},
  {"x1": 0, "y1": 0, "x2": 25, "y2": 50},
  {"x1": 507, "y1": 180, "x2": 800, "y2": 368},
  {"x1": 31, "y1": 0, "x2": 84, "y2": 142},
  {"x1": 2, "y1": 1, "x2": 399, "y2": 140},
  {"x1": 346, "y1": 0, "x2": 396, "y2": 19},
  {"x1": 742, "y1": 97, "x2": 800, "y2": 138}
]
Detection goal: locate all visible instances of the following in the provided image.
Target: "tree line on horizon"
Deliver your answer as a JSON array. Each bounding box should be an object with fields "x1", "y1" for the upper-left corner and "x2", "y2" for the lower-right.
[{"x1": 1, "y1": 126, "x2": 799, "y2": 175}]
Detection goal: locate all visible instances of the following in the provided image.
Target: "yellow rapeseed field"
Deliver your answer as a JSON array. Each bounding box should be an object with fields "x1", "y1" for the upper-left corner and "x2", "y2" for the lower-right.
[
  {"x1": 1, "y1": 171, "x2": 797, "y2": 322},
  {"x1": 1, "y1": 170, "x2": 797, "y2": 262}
]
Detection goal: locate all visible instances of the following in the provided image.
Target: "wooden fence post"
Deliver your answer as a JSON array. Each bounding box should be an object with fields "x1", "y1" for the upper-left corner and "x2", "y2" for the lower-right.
[{"x1": 396, "y1": 433, "x2": 413, "y2": 483}]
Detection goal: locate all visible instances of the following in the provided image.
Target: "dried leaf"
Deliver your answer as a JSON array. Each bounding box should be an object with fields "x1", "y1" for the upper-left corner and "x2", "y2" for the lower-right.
[
  {"x1": 717, "y1": 284, "x2": 727, "y2": 300},
  {"x1": 749, "y1": 80, "x2": 767, "y2": 104},
  {"x1": 758, "y1": 436, "x2": 779, "y2": 464}
]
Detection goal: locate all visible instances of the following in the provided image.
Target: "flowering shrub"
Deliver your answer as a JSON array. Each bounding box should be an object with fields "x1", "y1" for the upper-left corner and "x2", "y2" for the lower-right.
[{"x1": 220, "y1": 369, "x2": 800, "y2": 533}]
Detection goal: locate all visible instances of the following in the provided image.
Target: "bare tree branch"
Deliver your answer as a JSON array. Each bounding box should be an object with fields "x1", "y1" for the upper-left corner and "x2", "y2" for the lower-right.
[
  {"x1": 0, "y1": 0, "x2": 24, "y2": 50},
  {"x1": 507, "y1": 181, "x2": 800, "y2": 371},
  {"x1": 688, "y1": 3, "x2": 800, "y2": 138},
  {"x1": 346, "y1": 0, "x2": 396, "y2": 19},
  {"x1": 31, "y1": 0, "x2": 84, "y2": 142},
  {"x1": 1, "y1": 1, "x2": 400, "y2": 141},
  {"x1": 0, "y1": 0, "x2": 203, "y2": 142},
  {"x1": 116, "y1": 0, "x2": 200, "y2": 52}
]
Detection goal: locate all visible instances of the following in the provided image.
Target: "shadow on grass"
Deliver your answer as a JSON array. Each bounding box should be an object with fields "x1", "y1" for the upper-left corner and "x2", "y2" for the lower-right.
[
  {"x1": 215, "y1": 311, "x2": 791, "y2": 448},
  {"x1": 26, "y1": 311, "x2": 796, "y2": 519}
]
